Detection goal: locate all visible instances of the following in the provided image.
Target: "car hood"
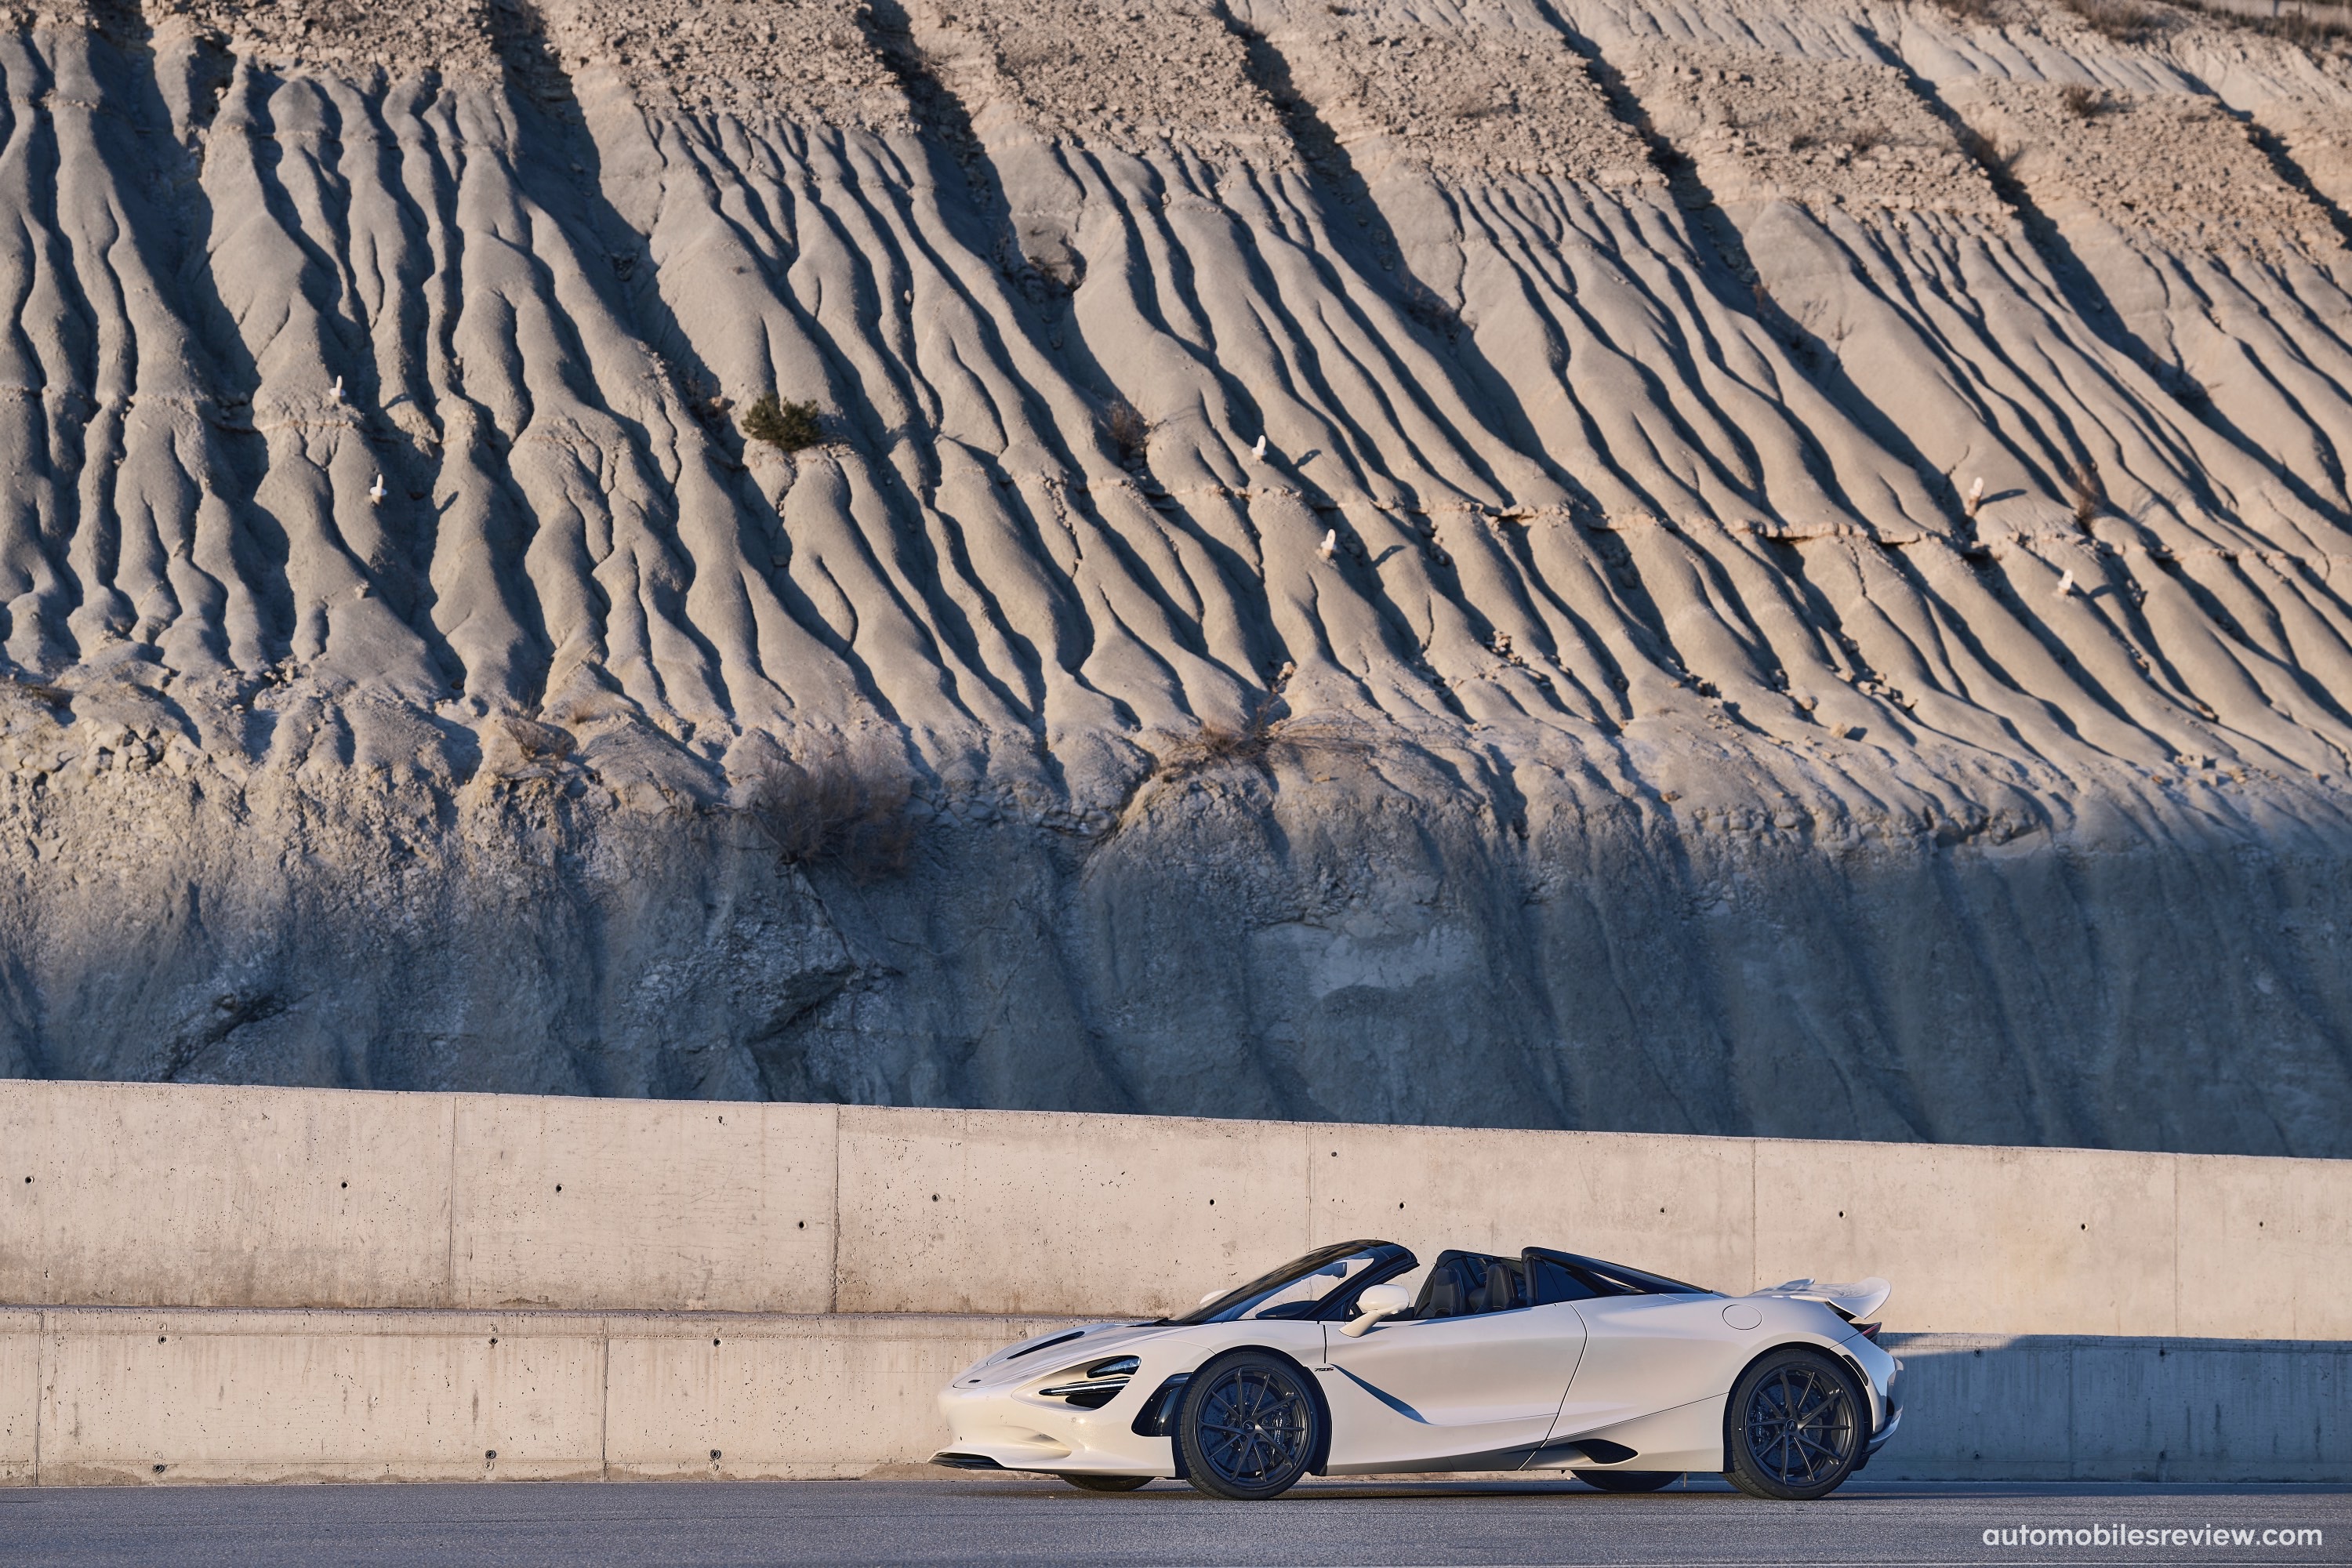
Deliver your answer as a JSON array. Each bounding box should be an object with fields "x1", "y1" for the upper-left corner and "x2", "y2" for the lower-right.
[
  {"x1": 1745, "y1": 1276, "x2": 1893, "y2": 1320},
  {"x1": 959, "y1": 1319, "x2": 1183, "y2": 1382}
]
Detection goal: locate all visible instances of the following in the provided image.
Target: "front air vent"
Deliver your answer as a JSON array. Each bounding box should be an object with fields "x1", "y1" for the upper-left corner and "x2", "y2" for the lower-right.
[
  {"x1": 1130, "y1": 1374, "x2": 1192, "y2": 1436},
  {"x1": 1039, "y1": 1356, "x2": 1140, "y2": 1410},
  {"x1": 1006, "y1": 1330, "x2": 1087, "y2": 1361}
]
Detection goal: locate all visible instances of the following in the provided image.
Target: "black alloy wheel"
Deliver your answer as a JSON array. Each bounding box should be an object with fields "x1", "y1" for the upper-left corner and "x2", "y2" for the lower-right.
[
  {"x1": 1060, "y1": 1474, "x2": 1152, "y2": 1492},
  {"x1": 1178, "y1": 1351, "x2": 1323, "y2": 1500},
  {"x1": 1724, "y1": 1348, "x2": 1865, "y2": 1500},
  {"x1": 1574, "y1": 1470, "x2": 1681, "y2": 1493}
]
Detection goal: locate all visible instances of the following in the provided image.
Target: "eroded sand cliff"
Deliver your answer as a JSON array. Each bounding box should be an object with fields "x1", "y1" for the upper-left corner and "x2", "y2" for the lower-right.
[{"x1": 5, "y1": 0, "x2": 2352, "y2": 1152}]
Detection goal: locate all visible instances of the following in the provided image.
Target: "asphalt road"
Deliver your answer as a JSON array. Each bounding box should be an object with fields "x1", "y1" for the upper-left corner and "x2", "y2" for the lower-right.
[{"x1": 0, "y1": 1477, "x2": 2343, "y2": 1567}]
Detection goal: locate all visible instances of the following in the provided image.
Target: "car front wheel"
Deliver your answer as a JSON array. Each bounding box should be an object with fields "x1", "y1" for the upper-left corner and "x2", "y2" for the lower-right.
[
  {"x1": 1724, "y1": 1348, "x2": 1867, "y2": 1500},
  {"x1": 1178, "y1": 1351, "x2": 1322, "y2": 1500}
]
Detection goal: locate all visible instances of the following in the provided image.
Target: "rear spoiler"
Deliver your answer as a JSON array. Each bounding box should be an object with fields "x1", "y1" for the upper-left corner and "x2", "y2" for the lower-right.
[{"x1": 1745, "y1": 1276, "x2": 1891, "y2": 1321}]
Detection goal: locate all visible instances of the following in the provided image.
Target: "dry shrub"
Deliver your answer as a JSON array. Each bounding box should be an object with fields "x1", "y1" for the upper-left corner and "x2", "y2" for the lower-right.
[
  {"x1": 539, "y1": 688, "x2": 634, "y2": 728},
  {"x1": 1099, "y1": 395, "x2": 1151, "y2": 464},
  {"x1": 1035, "y1": 255, "x2": 1080, "y2": 292},
  {"x1": 2055, "y1": 0, "x2": 2161, "y2": 43},
  {"x1": 1846, "y1": 122, "x2": 1890, "y2": 158},
  {"x1": 1399, "y1": 278, "x2": 1463, "y2": 337},
  {"x1": 1958, "y1": 125, "x2": 2021, "y2": 174},
  {"x1": 2058, "y1": 82, "x2": 2107, "y2": 118},
  {"x1": 1149, "y1": 712, "x2": 1370, "y2": 787},
  {"x1": 2153, "y1": 0, "x2": 2350, "y2": 46},
  {"x1": 500, "y1": 716, "x2": 576, "y2": 763},
  {"x1": 2065, "y1": 458, "x2": 2105, "y2": 529},
  {"x1": 1151, "y1": 718, "x2": 1274, "y2": 785},
  {"x1": 2251, "y1": 4, "x2": 2352, "y2": 49},
  {"x1": 745, "y1": 753, "x2": 915, "y2": 880},
  {"x1": 2, "y1": 673, "x2": 70, "y2": 709},
  {"x1": 742, "y1": 394, "x2": 824, "y2": 452},
  {"x1": 680, "y1": 366, "x2": 731, "y2": 428},
  {"x1": 1927, "y1": 0, "x2": 1998, "y2": 21}
]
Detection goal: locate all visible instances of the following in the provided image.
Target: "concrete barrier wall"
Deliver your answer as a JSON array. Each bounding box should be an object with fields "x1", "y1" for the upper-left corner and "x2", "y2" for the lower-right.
[
  {"x1": 0, "y1": 1310, "x2": 2339, "y2": 1485},
  {"x1": 0, "y1": 1306, "x2": 1060, "y2": 1486},
  {"x1": 5, "y1": 1081, "x2": 2348, "y2": 1337},
  {"x1": 1878, "y1": 1334, "x2": 2351, "y2": 1483}
]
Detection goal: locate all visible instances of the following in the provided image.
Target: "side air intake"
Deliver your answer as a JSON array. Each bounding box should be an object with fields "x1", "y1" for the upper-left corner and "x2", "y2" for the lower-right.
[{"x1": 1569, "y1": 1439, "x2": 1640, "y2": 1466}]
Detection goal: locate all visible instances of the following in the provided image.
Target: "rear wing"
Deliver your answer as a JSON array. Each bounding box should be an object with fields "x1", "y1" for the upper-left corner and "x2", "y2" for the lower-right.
[{"x1": 1745, "y1": 1276, "x2": 1891, "y2": 1320}]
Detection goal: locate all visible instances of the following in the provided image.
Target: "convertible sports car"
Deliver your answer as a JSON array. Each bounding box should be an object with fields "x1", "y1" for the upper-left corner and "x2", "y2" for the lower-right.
[{"x1": 934, "y1": 1240, "x2": 1902, "y2": 1500}]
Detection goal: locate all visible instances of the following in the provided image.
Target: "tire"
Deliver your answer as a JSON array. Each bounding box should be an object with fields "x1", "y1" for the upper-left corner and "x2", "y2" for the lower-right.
[
  {"x1": 1177, "y1": 1351, "x2": 1323, "y2": 1500},
  {"x1": 1060, "y1": 1474, "x2": 1152, "y2": 1493},
  {"x1": 1723, "y1": 1348, "x2": 1867, "y2": 1500},
  {"x1": 1574, "y1": 1470, "x2": 1681, "y2": 1493}
]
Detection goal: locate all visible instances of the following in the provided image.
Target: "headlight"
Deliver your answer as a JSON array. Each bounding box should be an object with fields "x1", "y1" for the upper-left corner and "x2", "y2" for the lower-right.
[{"x1": 1037, "y1": 1356, "x2": 1141, "y2": 1410}]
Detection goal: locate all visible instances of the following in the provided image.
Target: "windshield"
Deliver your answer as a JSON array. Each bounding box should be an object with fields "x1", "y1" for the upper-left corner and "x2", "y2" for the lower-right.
[{"x1": 1171, "y1": 1241, "x2": 1411, "y2": 1324}]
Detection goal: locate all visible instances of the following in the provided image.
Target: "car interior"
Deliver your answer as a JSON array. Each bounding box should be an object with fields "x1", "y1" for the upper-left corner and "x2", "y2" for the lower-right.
[
  {"x1": 1407, "y1": 1250, "x2": 1526, "y2": 1319},
  {"x1": 1378, "y1": 1247, "x2": 1711, "y2": 1321}
]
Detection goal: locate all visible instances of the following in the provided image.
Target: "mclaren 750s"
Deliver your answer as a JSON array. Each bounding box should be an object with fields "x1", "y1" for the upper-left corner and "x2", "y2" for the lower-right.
[{"x1": 934, "y1": 1240, "x2": 1901, "y2": 1500}]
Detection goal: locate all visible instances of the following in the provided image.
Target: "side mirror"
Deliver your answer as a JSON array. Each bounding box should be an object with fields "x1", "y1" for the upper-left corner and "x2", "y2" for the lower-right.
[{"x1": 1339, "y1": 1282, "x2": 1413, "y2": 1338}]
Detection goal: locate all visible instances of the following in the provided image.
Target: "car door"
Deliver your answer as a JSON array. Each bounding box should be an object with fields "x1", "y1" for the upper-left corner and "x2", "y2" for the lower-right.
[
  {"x1": 1547, "y1": 1293, "x2": 1750, "y2": 1441},
  {"x1": 1317, "y1": 1269, "x2": 1587, "y2": 1472}
]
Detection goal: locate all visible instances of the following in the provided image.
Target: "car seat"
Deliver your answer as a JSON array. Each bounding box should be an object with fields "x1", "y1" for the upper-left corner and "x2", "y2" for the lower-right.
[{"x1": 1473, "y1": 1259, "x2": 1521, "y2": 1313}]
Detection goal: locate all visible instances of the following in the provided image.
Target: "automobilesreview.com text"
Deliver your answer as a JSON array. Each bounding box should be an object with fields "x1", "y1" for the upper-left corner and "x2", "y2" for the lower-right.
[{"x1": 1980, "y1": 1525, "x2": 2325, "y2": 1549}]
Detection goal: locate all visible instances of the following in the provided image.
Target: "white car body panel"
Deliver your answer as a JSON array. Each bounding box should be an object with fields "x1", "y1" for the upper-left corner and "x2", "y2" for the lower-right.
[
  {"x1": 1544, "y1": 1395, "x2": 1732, "y2": 1475},
  {"x1": 1548, "y1": 1293, "x2": 1853, "y2": 1443},
  {"x1": 933, "y1": 1243, "x2": 1906, "y2": 1484},
  {"x1": 1318, "y1": 1303, "x2": 1587, "y2": 1472},
  {"x1": 1548, "y1": 1294, "x2": 1751, "y2": 1437}
]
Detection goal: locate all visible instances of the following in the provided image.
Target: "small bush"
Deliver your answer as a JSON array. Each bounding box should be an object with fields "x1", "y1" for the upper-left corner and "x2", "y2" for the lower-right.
[
  {"x1": 1399, "y1": 278, "x2": 1463, "y2": 337},
  {"x1": 2059, "y1": 82, "x2": 2107, "y2": 118},
  {"x1": 744, "y1": 753, "x2": 914, "y2": 880},
  {"x1": 2065, "y1": 458, "x2": 2105, "y2": 529},
  {"x1": 1928, "y1": 0, "x2": 1998, "y2": 21},
  {"x1": 1159, "y1": 719, "x2": 1274, "y2": 779},
  {"x1": 2, "y1": 673, "x2": 70, "y2": 709},
  {"x1": 679, "y1": 366, "x2": 731, "y2": 428},
  {"x1": 1099, "y1": 395, "x2": 1150, "y2": 464},
  {"x1": 1147, "y1": 711, "x2": 1372, "y2": 789},
  {"x1": 500, "y1": 716, "x2": 576, "y2": 763},
  {"x1": 742, "y1": 394, "x2": 824, "y2": 453},
  {"x1": 2248, "y1": 5, "x2": 2352, "y2": 49},
  {"x1": 1958, "y1": 126, "x2": 2020, "y2": 174},
  {"x1": 2055, "y1": 0, "x2": 2159, "y2": 43},
  {"x1": 1846, "y1": 122, "x2": 1890, "y2": 158}
]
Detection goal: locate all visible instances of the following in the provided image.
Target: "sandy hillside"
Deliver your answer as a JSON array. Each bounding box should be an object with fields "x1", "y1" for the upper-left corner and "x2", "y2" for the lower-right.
[{"x1": 2, "y1": 0, "x2": 2351, "y2": 1153}]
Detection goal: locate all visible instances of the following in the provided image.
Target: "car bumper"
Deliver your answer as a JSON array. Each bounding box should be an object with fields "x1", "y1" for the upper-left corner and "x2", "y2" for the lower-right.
[
  {"x1": 935, "y1": 1375, "x2": 1179, "y2": 1478},
  {"x1": 1842, "y1": 1335, "x2": 1904, "y2": 1454},
  {"x1": 1868, "y1": 1356, "x2": 1904, "y2": 1451}
]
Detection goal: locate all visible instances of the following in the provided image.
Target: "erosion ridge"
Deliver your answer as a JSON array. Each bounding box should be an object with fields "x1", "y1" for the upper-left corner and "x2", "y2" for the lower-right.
[{"x1": 4, "y1": 0, "x2": 2352, "y2": 1153}]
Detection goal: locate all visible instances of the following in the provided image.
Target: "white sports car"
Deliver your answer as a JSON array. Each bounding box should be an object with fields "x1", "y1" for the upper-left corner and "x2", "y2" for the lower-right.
[{"x1": 934, "y1": 1240, "x2": 1903, "y2": 1500}]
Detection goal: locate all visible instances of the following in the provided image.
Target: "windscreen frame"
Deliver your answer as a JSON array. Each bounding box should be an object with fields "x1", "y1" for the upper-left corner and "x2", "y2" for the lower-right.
[{"x1": 1167, "y1": 1240, "x2": 1414, "y2": 1325}]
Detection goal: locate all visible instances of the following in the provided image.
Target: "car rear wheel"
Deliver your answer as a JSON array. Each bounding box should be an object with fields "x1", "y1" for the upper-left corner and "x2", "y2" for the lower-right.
[
  {"x1": 1574, "y1": 1470, "x2": 1680, "y2": 1493},
  {"x1": 1724, "y1": 1348, "x2": 1866, "y2": 1500},
  {"x1": 1060, "y1": 1474, "x2": 1152, "y2": 1492},
  {"x1": 1178, "y1": 1351, "x2": 1322, "y2": 1500}
]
